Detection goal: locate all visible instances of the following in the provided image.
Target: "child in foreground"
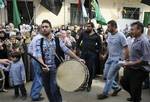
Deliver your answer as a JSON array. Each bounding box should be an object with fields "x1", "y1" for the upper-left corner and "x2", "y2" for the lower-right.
[{"x1": 9, "y1": 51, "x2": 27, "y2": 100}]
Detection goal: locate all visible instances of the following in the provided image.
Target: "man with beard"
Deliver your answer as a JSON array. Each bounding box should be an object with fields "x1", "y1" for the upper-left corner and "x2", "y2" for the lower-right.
[
  {"x1": 77, "y1": 22, "x2": 102, "y2": 92},
  {"x1": 97, "y1": 20, "x2": 129, "y2": 99},
  {"x1": 35, "y1": 20, "x2": 84, "y2": 102},
  {"x1": 120, "y1": 21, "x2": 150, "y2": 102}
]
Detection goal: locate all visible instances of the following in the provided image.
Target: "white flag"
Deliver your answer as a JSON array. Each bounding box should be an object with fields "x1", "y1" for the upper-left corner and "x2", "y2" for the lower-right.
[{"x1": 81, "y1": 0, "x2": 88, "y2": 18}]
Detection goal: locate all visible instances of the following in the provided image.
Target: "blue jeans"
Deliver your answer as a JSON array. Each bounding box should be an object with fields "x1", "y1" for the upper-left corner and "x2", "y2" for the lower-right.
[
  {"x1": 42, "y1": 68, "x2": 62, "y2": 102},
  {"x1": 103, "y1": 58, "x2": 121, "y2": 95},
  {"x1": 30, "y1": 59, "x2": 43, "y2": 99}
]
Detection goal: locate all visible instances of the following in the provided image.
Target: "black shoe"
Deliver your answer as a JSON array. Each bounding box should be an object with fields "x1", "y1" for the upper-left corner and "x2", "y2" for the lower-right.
[
  {"x1": 142, "y1": 86, "x2": 149, "y2": 89},
  {"x1": 22, "y1": 96, "x2": 27, "y2": 100},
  {"x1": 39, "y1": 93, "x2": 42, "y2": 97},
  {"x1": 32, "y1": 97, "x2": 45, "y2": 101},
  {"x1": 127, "y1": 97, "x2": 141, "y2": 102},
  {"x1": 13, "y1": 95, "x2": 19, "y2": 99},
  {"x1": 111, "y1": 88, "x2": 122, "y2": 96},
  {"x1": 127, "y1": 98, "x2": 133, "y2": 101},
  {"x1": 86, "y1": 87, "x2": 91, "y2": 92},
  {"x1": 97, "y1": 94, "x2": 108, "y2": 100}
]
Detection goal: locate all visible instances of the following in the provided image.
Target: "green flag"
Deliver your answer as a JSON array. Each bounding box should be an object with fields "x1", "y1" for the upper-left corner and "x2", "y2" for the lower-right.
[
  {"x1": 0, "y1": 0, "x2": 4, "y2": 8},
  {"x1": 91, "y1": 0, "x2": 107, "y2": 25},
  {"x1": 13, "y1": 0, "x2": 21, "y2": 27}
]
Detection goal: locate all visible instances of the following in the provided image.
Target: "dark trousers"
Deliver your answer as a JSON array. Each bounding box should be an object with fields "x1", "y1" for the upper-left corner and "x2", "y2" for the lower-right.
[
  {"x1": 120, "y1": 68, "x2": 149, "y2": 102},
  {"x1": 81, "y1": 52, "x2": 97, "y2": 88},
  {"x1": 42, "y1": 69, "x2": 62, "y2": 102},
  {"x1": 143, "y1": 74, "x2": 150, "y2": 88},
  {"x1": 4, "y1": 71, "x2": 9, "y2": 88},
  {"x1": 14, "y1": 84, "x2": 27, "y2": 97}
]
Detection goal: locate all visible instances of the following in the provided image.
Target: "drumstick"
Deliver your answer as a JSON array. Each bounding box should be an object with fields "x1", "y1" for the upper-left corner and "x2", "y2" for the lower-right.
[
  {"x1": 54, "y1": 52, "x2": 64, "y2": 62},
  {"x1": 60, "y1": 56, "x2": 65, "y2": 62},
  {"x1": 27, "y1": 53, "x2": 47, "y2": 68}
]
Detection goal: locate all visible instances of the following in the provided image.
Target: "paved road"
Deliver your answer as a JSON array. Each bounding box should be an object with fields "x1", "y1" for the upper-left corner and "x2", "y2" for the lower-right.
[{"x1": 0, "y1": 79, "x2": 149, "y2": 102}]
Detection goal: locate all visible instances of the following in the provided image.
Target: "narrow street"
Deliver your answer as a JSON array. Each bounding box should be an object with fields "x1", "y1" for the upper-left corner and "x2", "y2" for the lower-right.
[{"x1": 0, "y1": 78, "x2": 149, "y2": 102}]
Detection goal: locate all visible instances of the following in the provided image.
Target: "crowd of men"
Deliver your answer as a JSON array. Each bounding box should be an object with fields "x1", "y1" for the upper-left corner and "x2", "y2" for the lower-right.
[{"x1": 0, "y1": 20, "x2": 149, "y2": 102}]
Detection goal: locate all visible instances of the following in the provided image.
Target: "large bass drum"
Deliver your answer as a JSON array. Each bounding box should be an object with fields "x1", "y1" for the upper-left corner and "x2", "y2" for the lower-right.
[{"x1": 56, "y1": 60, "x2": 89, "y2": 92}]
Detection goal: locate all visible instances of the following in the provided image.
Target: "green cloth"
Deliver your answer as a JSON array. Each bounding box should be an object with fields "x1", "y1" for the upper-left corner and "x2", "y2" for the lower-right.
[
  {"x1": 91, "y1": 0, "x2": 107, "y2": 25},
  {"x1": 0, "y1": 0, "x2": 4, "y2": 8},
  {"x1": 13, "y1": 0, "x2": 21, "y2": 28},
  {"x1": 143, "y1": 12, "x2": 150, "y2": 27}
]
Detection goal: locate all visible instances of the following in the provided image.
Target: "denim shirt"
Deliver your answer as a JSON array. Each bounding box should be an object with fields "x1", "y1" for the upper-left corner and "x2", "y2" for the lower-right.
[
  {"x1": 35, "y1": 37, "x2": 69, "y2": 68},
  {"x1": 28, "y1": 34, "x2": 43, "y2": 57}
]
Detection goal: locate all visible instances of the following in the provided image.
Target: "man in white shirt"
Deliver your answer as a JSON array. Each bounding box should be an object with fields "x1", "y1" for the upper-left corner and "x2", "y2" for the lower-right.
[{"x1": 28, "y1": 33, "x2": 44, "y2": 101}]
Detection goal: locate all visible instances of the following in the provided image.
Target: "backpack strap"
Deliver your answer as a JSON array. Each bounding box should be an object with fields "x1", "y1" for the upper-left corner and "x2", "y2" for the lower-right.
[
  {"x1": 40, "y1": 37, "x2": 64, "y2": 67},
  {"x1": 40, "y1": 38, "x2": 45, "y2": 63}
]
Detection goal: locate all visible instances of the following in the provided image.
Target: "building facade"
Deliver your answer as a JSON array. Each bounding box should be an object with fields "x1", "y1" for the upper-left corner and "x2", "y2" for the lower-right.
[{"x1": 0, "y1": 0, "x2": 150, "y2": 30}]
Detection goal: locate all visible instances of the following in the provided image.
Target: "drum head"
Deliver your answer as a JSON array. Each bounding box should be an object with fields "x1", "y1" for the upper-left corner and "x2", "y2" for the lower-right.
[{"x1": 56, "y1": 60, "x2": 87, "y2": 92}]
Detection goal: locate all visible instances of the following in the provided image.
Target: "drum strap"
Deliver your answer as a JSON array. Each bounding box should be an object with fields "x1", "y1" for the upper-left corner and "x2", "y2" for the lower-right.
[
  {"x1": 54, "y1": 37, "x2": 65, "y2": 66},
  {"x1": 40, "y1": 38, "x2": 46, "y2": 64}
]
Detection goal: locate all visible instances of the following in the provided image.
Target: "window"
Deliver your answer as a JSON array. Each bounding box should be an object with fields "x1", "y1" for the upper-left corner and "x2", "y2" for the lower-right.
[
  {"x1": 143, "y1": 12, "x2": 150, "y2": 27},
  {"x1": 122, "y1": 7, "x2": 140, "y2": 20}
]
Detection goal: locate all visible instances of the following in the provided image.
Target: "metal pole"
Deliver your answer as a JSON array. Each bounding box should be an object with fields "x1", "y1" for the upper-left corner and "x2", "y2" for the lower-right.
[
  {"x1": 64, "y1": 0, "x2": 66, "y2": 27},
  {"x1": 0, "y1": 9, "x2": 2, "y2": 23},
  {"x1": 29, "y1": 0, "x2": 41, "y2": 25},
  {"x1": 25, "y1": 0, "x2": 32, "y2": 22},
  {"x1": 89, "y1": 0, "x2": 91, "y2": 22}
]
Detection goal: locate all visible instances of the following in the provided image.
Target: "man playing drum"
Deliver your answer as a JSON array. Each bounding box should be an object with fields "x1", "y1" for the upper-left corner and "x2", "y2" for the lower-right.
[{"x1": 35, "y1": 20, "x2": 84, "y2": 102}]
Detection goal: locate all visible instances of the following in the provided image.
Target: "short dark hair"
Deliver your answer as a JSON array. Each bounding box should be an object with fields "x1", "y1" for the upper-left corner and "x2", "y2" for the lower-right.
[
  {"x1": 107, "y1": 20, "x2": 117, "y2": 28},
  {"x1": 87, "y1": 22, "x2": 94, "y2": 28},
  {"x1": 42, "y1": 20, "x2": 52, "y2": 28},
  {"x1": 147, "y1": 23, "x2": 150, "y2": 27},
  {"x1": 10, "y1": 51, "x2": 21, "y2": 59},
  {"x1": 131, "y1": 21, "x2": 144, "y2": 33}
]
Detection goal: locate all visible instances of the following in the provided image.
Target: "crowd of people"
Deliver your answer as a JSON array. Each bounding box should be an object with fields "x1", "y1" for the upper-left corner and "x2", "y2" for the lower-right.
[{"x1": 0, "y1": 20, "x2": 149, "y2": 102}]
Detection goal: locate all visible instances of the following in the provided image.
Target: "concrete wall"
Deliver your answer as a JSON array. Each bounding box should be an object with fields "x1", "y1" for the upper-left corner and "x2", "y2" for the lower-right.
[
  {"x1": 33, "y1": 0, "x2": 150, "y2": 29},
  {"x1": 98, "y1": 0, "x2": 150, "y2": 30}
]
